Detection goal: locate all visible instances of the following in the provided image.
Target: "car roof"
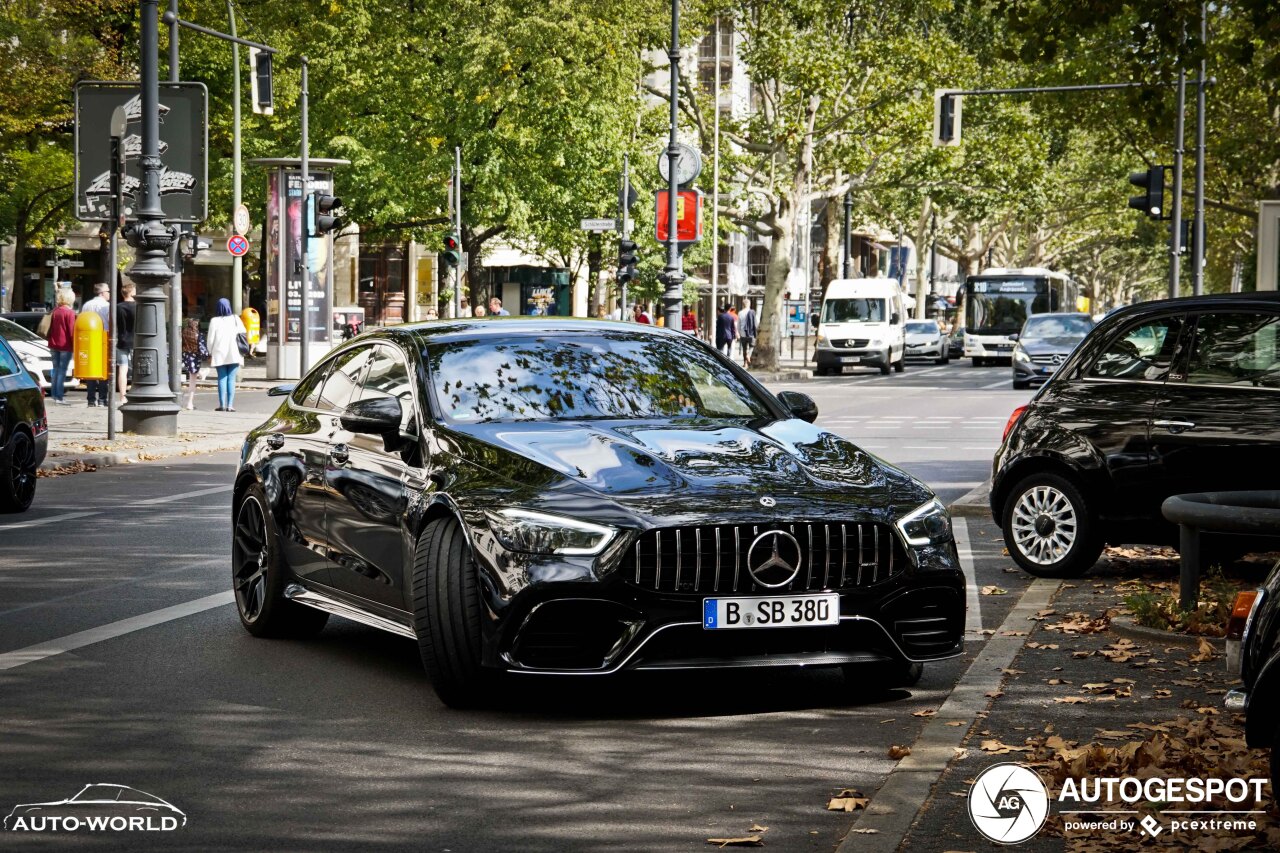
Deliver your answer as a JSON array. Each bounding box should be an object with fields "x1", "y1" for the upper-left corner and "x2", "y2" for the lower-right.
[
  {"x1": 823, "y1": 278, "x2": 902, "y2": 298},
  {"x1": 1108, "y1": 291, "x2": 1280, "y2": 321},
  {"x1": 1023, "y1": 312, "x2": 1092, "y2": 319},
  {"x1": 386, "y1": 317, "x2": 694, "y2": 346}
]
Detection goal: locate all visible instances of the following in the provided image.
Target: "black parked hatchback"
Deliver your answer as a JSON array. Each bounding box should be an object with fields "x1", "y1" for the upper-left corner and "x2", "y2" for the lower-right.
[
  {"x1": 992, "y1": 293, "x2": 1280, "y2": 577},
  {"x1": 234, "y1": 319, "x2": 965, "y2": 706},
  {"x1": 0, "y1": 334, "x2": 46, "y2": 512}
]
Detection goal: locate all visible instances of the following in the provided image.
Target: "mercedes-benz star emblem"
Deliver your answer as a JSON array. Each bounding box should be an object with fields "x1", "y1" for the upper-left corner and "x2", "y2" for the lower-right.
[
  {"x1": 759, "y1": 496, "x2": 776, "y2": 508},
  {"x1": 746, "y1": 530, "x2": 802, "y2": 588},
  {"x1": 1052, "y1": 354, "x2": 1064, "y2": 365}
]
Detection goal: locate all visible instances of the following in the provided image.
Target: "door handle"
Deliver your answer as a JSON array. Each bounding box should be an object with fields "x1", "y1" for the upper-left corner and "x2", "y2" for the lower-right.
[
  {"x1": 266, "y1": 433, "x2": 285, "y2": 449},
  {"x1": 1153, "y1": 419, "x2": 1196, "y2": 434},
  {"x1": 331, "y1": 443, "x2": 350, "y2": 465}
]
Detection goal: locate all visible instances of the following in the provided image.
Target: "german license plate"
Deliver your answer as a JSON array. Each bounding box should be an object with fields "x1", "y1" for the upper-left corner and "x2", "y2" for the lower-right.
[
  {"x1": 841, "y1": 356, "x2": 861, "y2": 364},
  {"x1": 703, "y1": 593, "x2": 839, "y2": 630}
]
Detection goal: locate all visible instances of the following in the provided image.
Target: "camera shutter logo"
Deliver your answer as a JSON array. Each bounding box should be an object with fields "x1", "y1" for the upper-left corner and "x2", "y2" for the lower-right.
[{"x1": 968, "y1": 763, "x2": 1050, "y2": 844}]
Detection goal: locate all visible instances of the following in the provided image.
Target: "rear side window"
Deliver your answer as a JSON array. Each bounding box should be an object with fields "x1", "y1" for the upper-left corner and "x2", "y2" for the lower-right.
[
  {"x1": 0, "y1": 341, "x2": 18, "y2": 377},
  {"x1": 1088, "y1": 316, "x2": 1184, "y2": 382},
  {"x1": 1184, "y1": 312, "x2": 1280, "y2": 388}
]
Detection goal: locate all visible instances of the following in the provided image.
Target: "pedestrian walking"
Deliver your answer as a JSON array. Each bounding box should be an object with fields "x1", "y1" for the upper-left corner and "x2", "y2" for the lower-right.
[
  {"x1": 180, "y1": 318, "x2": 209, "y2": 410},
  {"x1": 738, "y1": 300, "x2": 758, "y2": 368},
  {"x1": 716, "y1": 302, "x2": 736, "y2": 356},
  {"x1": 206, "y1": 298, "x2": 247, "y2": 412},
  {"x1": 115, "y1": 282, "x2": 136, "y2": 398},
  {"x1": 79, "y1": 282, "x2": 111, "y2": 407},
  {"x1": 46, "y1": 288, "x2": 76, "y2": 405}
]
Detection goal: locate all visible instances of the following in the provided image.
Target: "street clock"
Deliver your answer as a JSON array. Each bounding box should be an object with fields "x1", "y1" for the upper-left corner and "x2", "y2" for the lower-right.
[{"x1": 657, "y1": 143, "x2": 702, "y2": 187}]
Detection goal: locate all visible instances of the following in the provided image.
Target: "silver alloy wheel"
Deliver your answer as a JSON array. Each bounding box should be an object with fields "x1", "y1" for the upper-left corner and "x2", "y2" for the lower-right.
[
  {"x1": 233, "y1": 495, "x2": 270, "y2": 622},
  {"x1": 1010, "y1": 484, "x2": 1077, "y2": 565}
]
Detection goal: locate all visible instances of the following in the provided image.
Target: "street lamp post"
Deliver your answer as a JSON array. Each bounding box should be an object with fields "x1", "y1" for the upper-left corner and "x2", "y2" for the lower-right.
[
  {"x1": 659, "y1": 0, "x2": 685, "y2": 331},
  {"x1": 842, "y1": 192, "x2": 852, "y2": 279},
  {"x1": 121, "y1": 0, "x2": 180, "y2": 436}
]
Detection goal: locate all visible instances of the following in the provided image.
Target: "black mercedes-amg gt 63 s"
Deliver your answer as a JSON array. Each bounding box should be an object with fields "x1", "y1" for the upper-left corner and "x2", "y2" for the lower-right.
[{"x1": 233, "y1": 319, "x2": 964, "y2": 706}]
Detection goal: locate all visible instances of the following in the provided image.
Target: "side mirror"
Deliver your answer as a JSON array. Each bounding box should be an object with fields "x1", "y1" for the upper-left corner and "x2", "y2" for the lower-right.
[
  {"x1": 776, "y1": 390, "x2": 818, "y2": 423},
  {"x1": 810, "y1": 314, "x2": 819, "y2": 329},
  {"x1": 340, "y1": 397, "x2": 403, "y2": 436},
  {"x1": 267, "y1": 383, "x2": 295, "y2": 397},
  {"x1": 1010, "y1": 332, "x2": 1020, "y2": 341},
  {"x1": 890, "y1": 312, "x2": 900, "y2": 325}
]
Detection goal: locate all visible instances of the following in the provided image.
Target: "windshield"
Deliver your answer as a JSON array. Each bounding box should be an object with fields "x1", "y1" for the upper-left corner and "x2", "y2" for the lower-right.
[
  {"x1": 822, "y1": 298, "x2": 885, "y2": 324},
  {"x1": 1021, "y1": 315, "x2": 1093, "y2": 341},
  {"x1": 426, "y1": 332, "x2": 773, "y2": 423},
  {"x1": 0, "y1": 317, "x2": 43, "y2": 344},
  {"x1": 905, "y1": 322, "x2": 938, "y2": 334}
]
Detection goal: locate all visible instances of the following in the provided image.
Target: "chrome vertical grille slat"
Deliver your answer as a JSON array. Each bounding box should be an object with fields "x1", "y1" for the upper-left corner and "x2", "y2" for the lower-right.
[{"x1": 625, "y1": 521, "x2": 904, "y2": 595}]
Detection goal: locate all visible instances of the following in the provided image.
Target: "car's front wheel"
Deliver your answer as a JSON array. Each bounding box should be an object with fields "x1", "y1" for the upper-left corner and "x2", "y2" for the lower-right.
[
  {"x1": 412, "y1": 517, "x2": 495, "y2": 708},
  {"x1": 232, "y1": 484, "x2": 329, "y2": 637},
  {"x1": 1001, "y1": 473, "x2": 1102, "y2": 578},
  {"x1": 893, "y1": 353, "x2": 905, "y2": 373},
  {"x1": 0, "y1": 429, "x2": 37, "y2": 513}
]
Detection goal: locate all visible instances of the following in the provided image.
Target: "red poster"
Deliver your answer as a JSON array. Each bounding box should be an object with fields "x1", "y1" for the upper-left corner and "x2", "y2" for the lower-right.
[{"x1": 655, "y1": 189, "x2": 703, "y2": 243}]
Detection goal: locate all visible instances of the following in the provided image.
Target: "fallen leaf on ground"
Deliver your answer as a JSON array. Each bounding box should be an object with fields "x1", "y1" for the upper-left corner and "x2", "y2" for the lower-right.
[
  {"x1": 888, "y1": 745, "x2": 911, "y2": 759},
  {"x1": 827, "y1": 792, "x2": 869, "y2": 812},
  {"x1": 849, "y1": 828, "x2": 879, "y2": 834},
  {"x1": 1190, "y1": 638, "x2": 1218, "y2": 663},
  {"x1": 946, "y1": 721, "x2": 966, "y2": 727},
  {"x1": 981, "y1": 739, "x2": 1031, "y2": 754},
  {"x1": 706, "y1": 836, "x2": 763, "y2": 848},
  {"x1": 981, "y1": 585, "x2": 1008, "y2": 596},
  {"x1": 1055, "y1": 696, "x2": 1088, "y2": 704},
  {"x1": 912, "y1": 709, "x2": 937, "y2": 717}
]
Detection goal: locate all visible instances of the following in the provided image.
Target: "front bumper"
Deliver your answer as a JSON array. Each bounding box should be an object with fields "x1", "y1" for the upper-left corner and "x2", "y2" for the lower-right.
[
  {"x1": 815, "y1": 347, "x2": 891, "y2": 369},
  {"x1": 1012, "y1": 361, "x2": 1057, "y2": 383},
  {"x1": 905, "y1": 342, "x2": 943, "y2": 359}
]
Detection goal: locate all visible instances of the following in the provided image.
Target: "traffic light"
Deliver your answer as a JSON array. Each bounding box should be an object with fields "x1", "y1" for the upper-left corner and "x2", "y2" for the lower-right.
[
  {"x1": 1128, "y1": 166, "x2": 1167, "y2": 219},
  {"x1": 313, "y1": 193, "x2": 344, "y2": 235},
  {"x1": 617, "y1": 239, "x2": 637, "y2": 283},
  {"x1": 933, "y1": 90, "x2": 962, "y2": 147},
  {"x1": 441, "y1": 231, "x2": 461, "y2": 267},
  {"x1": 249, "y1": 48, "x2": 274, "y2": 116}
]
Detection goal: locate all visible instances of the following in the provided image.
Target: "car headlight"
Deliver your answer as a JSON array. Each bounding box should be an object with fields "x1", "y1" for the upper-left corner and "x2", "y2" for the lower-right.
[
  {"x1": 485, "y1": 508, "x2": 616, "y2": 556},
  {"x1": 895, "y1": 498, "x2": 952, "y2": 547},
  {"x1": 1013, "y1": 347, "x2": 1030, "y2": 363},
  {"x1": 867, "y1": 339, "x2": 882, "y2": 348},
  {"x1": 816, "y1": 334, "x2": 827, "y2": 346}
]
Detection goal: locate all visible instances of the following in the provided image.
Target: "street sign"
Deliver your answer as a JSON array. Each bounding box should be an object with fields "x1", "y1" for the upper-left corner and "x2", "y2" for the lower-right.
[
  {"x1": 44, "y1": 259, "x2": 86, "y2": 268},
  {"x1": 73, "y1": 81, "x2": 209, "y2": 223},
  {"x1": 655, "y1": 188, "x2": 704, "y2": 244},
  {"x1": 227, "y1": 234, "x2": 250, "y2": 257},
  {"x1": 233, "y1": 203, "x2": 251, "y2": 236},
  {"x1": 580, "y1": 218, "x2": 616, "y2": 232}
]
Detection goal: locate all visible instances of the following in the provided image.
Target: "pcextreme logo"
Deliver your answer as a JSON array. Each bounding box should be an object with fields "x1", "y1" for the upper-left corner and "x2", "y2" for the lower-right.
[{"x1": 4, "y1": 784, "x2": 186, "y2": 832}]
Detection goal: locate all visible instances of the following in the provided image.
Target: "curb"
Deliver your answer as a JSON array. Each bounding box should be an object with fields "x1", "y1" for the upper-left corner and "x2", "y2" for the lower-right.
[
  {"x1": 749, "y1": 369, "x2": 813, "y2": 382},
  {"x1": 1108, "y1": 615, "x2": 1226, "y2": 650},
  {"x1": 39, "y1": 451, "x2": 135, "y2": 472},
  {"x1": 948, "y1": 479, "x2": 992, "y2": 518},
  {"x1": 39, "y1": 440, "x2": 243, "y2": 473}
]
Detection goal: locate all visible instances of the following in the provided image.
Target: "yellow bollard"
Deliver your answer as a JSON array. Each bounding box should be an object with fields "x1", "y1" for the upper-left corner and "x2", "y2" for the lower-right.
[
  {"x1": 240, "y1": 307, "x2": 261, "y2": 345},
  {"x1": 73, "y1": 311, "x2": 108, "y2": 380}
]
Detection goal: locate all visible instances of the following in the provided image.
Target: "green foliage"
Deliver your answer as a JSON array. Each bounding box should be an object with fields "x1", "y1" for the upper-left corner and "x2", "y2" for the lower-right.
[{"x1": 1123, "y1": 568, "x2": 1237, "y2": 637}]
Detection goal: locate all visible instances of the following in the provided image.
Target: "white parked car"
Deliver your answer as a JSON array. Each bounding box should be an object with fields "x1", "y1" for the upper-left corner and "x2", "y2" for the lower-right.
[
  {"x1": 0, "y1": 317, "x2": 78, "y2": 395},
  {"x1": 904, "y1": 320, "x2": 949, "y2": 364}
]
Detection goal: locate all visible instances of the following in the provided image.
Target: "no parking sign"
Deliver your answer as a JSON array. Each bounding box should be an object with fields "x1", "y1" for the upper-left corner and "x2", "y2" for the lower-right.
[{"x1": 227, "y1": 234, "x2": 250, "y2": 257}]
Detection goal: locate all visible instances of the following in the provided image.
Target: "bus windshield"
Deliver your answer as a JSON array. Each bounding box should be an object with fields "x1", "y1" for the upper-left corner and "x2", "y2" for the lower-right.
[{"x1": 966, "y1": 278, "x2": 1055, "y2": 336}]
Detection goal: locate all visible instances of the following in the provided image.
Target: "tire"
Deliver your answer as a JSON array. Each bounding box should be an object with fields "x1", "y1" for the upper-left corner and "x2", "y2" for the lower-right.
[
  {"x1": 412, "y1": 517, "x2": 495, "y2": 708},
  {"x1": 893, "y1": 355, "x2": 904, "y2": 373},
  {"x1": 973, "y1": 357, "x2": 986, "y2": 367},
  {"x1": 1001, "y1": 472, "x2": 1102, "y2": 578},
  {"x1": 936, "y1": 356, "x2": 949, "y2": 365},
  {"x1": 879, "y1": 362, "x2": 891, "y2": 376},
  {"x1": 815, "y1": 365, "x2": 829, "y2": 377},
  {"x1": 0, "y1": 429, "x2": 37, "y2": 513},
  {"x1": 231, "y1": 484, "x2": 329, "y2": 638},
  {"x1": 843, "y1": 660, "x2": 923, "y2": 693},
  {"x1": 1013, "y1": 378, "x2": 1030, "y2": 390}
]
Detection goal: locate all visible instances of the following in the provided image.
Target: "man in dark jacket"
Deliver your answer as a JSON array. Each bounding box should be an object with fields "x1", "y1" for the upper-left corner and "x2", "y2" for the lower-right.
[
  {"x1": 738, "y1": 301, "x2": 758, "y2": 367},
  {"x1": 116, "y1": 282, "x2": 136, "y2": 397},
  {"x1": 715, "y1": 303, "x2": 736, "y2": 356}
]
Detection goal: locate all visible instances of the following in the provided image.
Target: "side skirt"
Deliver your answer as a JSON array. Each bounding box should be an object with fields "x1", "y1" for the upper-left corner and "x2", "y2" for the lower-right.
[{"x1": 284, "y1": 583, "x2": 417, "y2": 639}]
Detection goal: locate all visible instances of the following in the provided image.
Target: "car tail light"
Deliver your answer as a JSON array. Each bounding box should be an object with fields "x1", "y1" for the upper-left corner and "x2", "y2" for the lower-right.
[
  {"x1": 1002, "y1": 405, "x2": 1028, "y2": 442},
  {"x1": 1226, "y1": 591, "x2": 1259, "y2": 641}
]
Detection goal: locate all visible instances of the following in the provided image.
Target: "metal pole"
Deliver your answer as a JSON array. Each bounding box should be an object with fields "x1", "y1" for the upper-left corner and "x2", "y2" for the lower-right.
[
  {"x1": 229, "y1": 0, "x2": 242, "y2": 315},
  {"x1": 108, "y1": 106, "x2": 125, "y2": 441},
  {"x1": 167, "y1": 0, "x2": 181, "y2": 395},
  {"x1": 120, "y1": 0, "x2": 179, "y2": 436},
  {"x1": 1170, "y1": 67, "x2": 1185, "y2": 298},
  {"x1": 708, "y1": 16, "x2": 720, "y2": 340},
  {"x1": 299, "y1": 56, "x2": 309, "y2": 374},
  {"x1": 1191, "y1": 3, "x2": 1207, "y2": 296},
  {"x1": 659, "y1": 0, "x2": 685, "y2": 331},
  {"x1": 929, "y1": 209, "x2": 938, "y2": 300},
  {"x1": 842, "y1": 192, "x2": 852, "y2": 278},
  {"x1": 454, "y1": 145, "x2": 462, "y2": 318},
  {"x1": 620, "y1": 154, "x2": 629, "y2": 321},
  {"x1": 168, "y1": 0, "x2": 178, "y2": 79}
]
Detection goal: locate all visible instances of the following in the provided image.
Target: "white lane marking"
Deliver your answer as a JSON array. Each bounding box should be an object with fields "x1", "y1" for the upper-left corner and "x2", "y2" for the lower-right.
[
  {"x1": 904, "y1": 366, "x2": 951, "y2": 378},
  {"x1": 0, "y1": 591, "x2": 234, "y2": 671},
  {"x1": 952, "y1": 517, "x2": 983, "y2": 639},
  {"x1": 0, "y1": 557, "x2": 229, "y2": 620},
  {"x1": 902, "y1": 446, "x2": 946, "y2": 450},
  {"x1": 980, "y1": 378, "x2": 1013, "y2": 389},
  {"x1": 0, "y1": 511, "x2": 100, "y2": 532},
  {"x1": 135, "y1": 484, "x2": 233, "y2": 506}
]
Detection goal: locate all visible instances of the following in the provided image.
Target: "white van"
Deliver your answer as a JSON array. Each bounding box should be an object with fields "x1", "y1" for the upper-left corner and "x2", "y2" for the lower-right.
[{"x1": 814, "y1": 278, "x2": 907, "y2": 376}]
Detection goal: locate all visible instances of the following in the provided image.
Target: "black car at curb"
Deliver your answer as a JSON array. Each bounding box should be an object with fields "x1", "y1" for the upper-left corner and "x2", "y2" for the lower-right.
[
  {"x1": 0, "y1": 334, "x2": 46, "y2": 512},
  {"x1": 992, "y1": 292, "x2": 1280, "y2": 578},
  {"x1": 232, "y1": 319, "x2": 965, "y2": 706}
]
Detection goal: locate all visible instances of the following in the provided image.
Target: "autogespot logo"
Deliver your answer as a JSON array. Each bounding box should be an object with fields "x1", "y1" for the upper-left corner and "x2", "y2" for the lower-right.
[{"x1": 968, "y1": 763, "x2": 1050, "y2": 844}]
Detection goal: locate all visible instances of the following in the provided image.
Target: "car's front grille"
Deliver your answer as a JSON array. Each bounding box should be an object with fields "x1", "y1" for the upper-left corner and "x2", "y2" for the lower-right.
[
  {"x1": 830, "y1": 338, "x2": 870, "y2": 349},
  {"x1": 620, "y1": 521, "x2": 905, "y2": 596},
  {"x1": 1029, "y1": 354, "x2": 1061, "y2": 365}
]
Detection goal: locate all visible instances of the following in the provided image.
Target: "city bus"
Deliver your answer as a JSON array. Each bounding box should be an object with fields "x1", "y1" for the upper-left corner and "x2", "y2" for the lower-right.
[{"x1": 961, "y1": 267, "x2": 1081, "y2": 365}]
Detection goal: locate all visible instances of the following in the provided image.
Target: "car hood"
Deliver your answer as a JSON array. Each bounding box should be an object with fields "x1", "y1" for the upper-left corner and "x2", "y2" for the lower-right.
[
  {"x1": 1018, "y1": 336, "x2": 1085, "y2": 355},
  {"x1": 447, "y1": 418, "x2": 925, "y2": 510},
  {"x1": 905, "y1": 332, "x2": 940, "y2": 344},
  {"x1": 6, "y1": 339, "x2": 49, "y2": 360}
]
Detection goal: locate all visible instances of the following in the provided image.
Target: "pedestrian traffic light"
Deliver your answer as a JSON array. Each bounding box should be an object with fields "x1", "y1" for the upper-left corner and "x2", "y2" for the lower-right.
[
  {"x1": 617, "y1": 239, "x2": 637, "y2": 283},
  {"x1": 313, "y1": 193, "x2": 344, "y2": 235},
  {"x1": 933, "y1": 90, "x2": 962, "y2": 147},
  {"x1": 1128, "y1": 166, "x2": 1167, "y2": 219},
  {"x1": 249, "y1": 48, "x2": 274, "y2": 116},
  {"x1": 441, "y1": 231, "x2": 461, "y2": 267}
]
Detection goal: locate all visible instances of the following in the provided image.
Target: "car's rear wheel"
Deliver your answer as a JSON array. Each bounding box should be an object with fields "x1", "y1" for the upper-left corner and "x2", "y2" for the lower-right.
[
  {"x1": 1002, "y1": 473, "x2": 1102, "y2": 578},
  {"x1": 879, "y1": 361, "x2": 891, "y2": 376},
  {"x1": 0, "y1": 429, "x2": 37, "y2": 513},
  {"x1": 412, "y1": 517, "x2": 495, "y2": 708},
  {"x1": 232, "y1": 484, "x2": 328, "y2": 638},
  {"x1": 936, "y1": 354, "x2": 949, "y2": 365},
  {"x1": 893, "y1": 354, "x2": 905, "y2": 373}
]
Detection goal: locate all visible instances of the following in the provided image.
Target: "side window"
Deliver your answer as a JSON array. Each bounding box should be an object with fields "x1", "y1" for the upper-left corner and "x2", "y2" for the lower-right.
[
  {"x1": 355, "y1": 345, "x2": 416, "y2": 432},
  {"x1": 0, "y1": 342, "x2": 18, "y2": 378},
  {"x1": 317, "y1": 347, "x2": 370, "y2": 412},
  {"x1": 1088, "y1": 316, "x2": 1184, "y2": 382},
  {"x1": 291, "y1": 357, "x2": 332, "y2": 408},
  {"x1": 1184, "y1": 312, "x2": 1280, "y2": 388}
]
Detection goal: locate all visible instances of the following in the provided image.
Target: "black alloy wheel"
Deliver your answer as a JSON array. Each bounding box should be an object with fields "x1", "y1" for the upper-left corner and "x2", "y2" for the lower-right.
[
  {"x1": 0, "y1": 429, "x2": 37, "y2": 513},
  {"x1": 1001, "y1": 472, "x2": 1103, "y2": 578},
  {"x1": 232, "y1": 484, "x2": 328, "y2": 638}
]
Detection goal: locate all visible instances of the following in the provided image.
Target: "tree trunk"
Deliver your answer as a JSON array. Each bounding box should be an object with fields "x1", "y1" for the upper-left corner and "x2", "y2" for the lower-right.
[
  {"x1": 752, "y1": 206, "x2": 793, "y2": 372},
  {"x1": 821, "y1": 198, "x2": 841, "y2": 297}
]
